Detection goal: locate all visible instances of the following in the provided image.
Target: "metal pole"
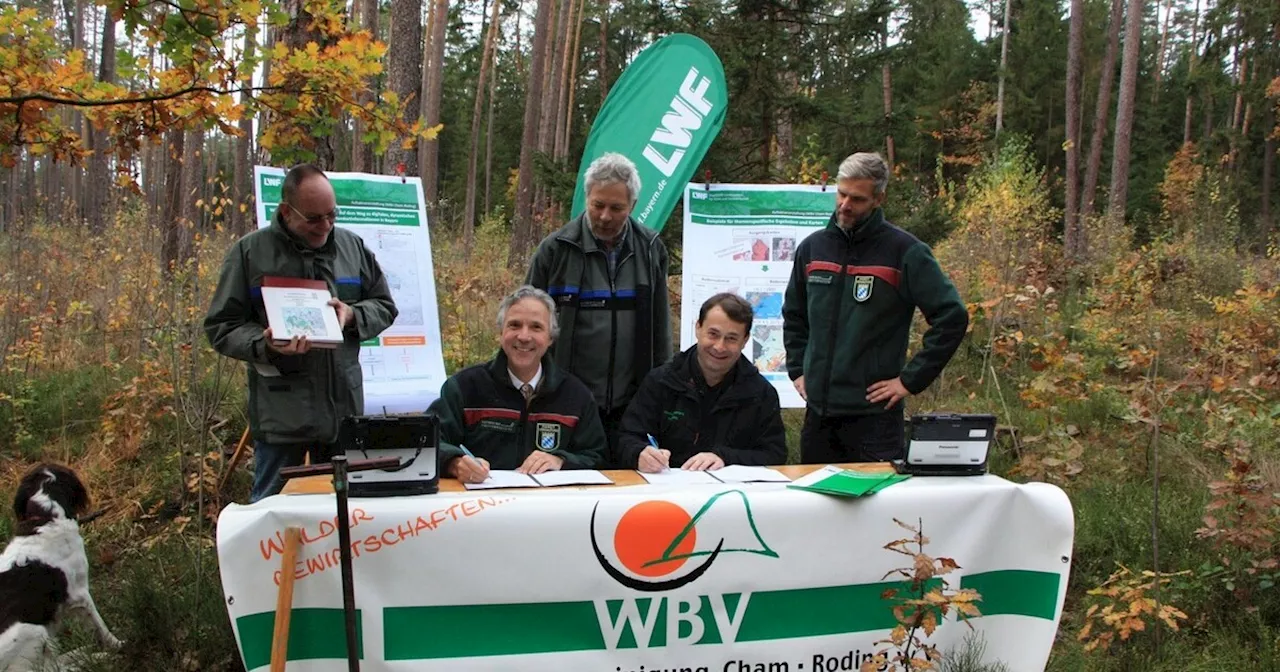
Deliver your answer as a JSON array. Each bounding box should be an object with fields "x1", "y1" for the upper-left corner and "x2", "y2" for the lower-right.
[{"x1": 331, "y1": 455, "x2": 360, "y2": 672}]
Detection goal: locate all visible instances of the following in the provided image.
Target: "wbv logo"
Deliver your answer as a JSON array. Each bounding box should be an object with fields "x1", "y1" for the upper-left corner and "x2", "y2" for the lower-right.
[{"x1": 588, "y1": 491, "x2": 778, "y2": 648}]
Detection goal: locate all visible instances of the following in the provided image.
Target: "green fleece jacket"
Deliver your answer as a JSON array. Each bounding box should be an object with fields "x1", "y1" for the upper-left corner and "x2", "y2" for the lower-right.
[
  {"x1": 428, "y1": 351, "x2": 605, "y2": 470},
  {"x1": 204, "y1": 219, "x2": 397, "y2": 444},
  {"x1": 782, "y1": 208, "x2": 968, "y2": 416}
]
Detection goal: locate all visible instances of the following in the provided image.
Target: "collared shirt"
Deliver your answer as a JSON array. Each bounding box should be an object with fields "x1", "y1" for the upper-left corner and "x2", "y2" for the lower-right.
[
  {"x1": 592, "y1": 222, "x2": 630, "y2": 280},
  {"x1": 508, "y1": 365, "x2": 543, "y2": 393}
]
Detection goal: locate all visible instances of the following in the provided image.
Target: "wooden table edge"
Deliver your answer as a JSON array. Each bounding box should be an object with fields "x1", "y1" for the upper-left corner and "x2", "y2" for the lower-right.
[{"x1": 278, "y1": 463, "x2": 894, "y2": 496}]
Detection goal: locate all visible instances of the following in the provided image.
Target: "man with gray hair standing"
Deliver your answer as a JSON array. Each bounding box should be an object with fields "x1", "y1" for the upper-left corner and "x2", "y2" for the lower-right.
[
  {"x1": 428, "y1": 285, "x2": 605, "y2": 482},
  {"x1": 526, "y1": 152, "x2": 671, "y2": 467},
  {"x1": 782, "y1": 152, "x2": 968, "y2": 463}
]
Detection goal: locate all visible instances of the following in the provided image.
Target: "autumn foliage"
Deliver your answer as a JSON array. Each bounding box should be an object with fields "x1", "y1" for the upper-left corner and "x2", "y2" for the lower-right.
[{"x1": 0, "y1": 0, "x2": 438, "y2": 177}]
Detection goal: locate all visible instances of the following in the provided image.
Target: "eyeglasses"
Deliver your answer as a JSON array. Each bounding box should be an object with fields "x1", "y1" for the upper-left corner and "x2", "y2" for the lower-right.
[{"x1": 287, "y1": 203, "x2": 340, "y2": 225}]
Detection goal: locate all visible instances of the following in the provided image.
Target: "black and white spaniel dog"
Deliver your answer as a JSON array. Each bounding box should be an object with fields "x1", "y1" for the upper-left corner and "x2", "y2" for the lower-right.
[{"x1": 0, "y1": 464, "x2": 121, "y2": 671}]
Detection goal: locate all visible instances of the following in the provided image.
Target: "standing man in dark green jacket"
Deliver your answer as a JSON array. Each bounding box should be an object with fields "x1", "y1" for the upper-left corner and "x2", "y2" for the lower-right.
[
  {"x1": 205, "y1": 164, "x2": 398, "y2": 502},
  {"x1": 526, "y1": 152, "x2": 672, "y2": 468},
  {"x1": 783, "y1": 152, "x2": 968, "y2": 463}
]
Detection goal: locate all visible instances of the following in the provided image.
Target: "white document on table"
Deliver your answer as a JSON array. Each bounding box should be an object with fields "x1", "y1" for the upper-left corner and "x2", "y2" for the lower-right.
[
  {"x1": 710, "y1": 465, "x2": 793, "y2": 483},
  {"x1": 532, "y1": 470, "x2": 614, "y2": 487},
  {"x1": 640, "y1": 469, "x2": 723, "y2": 485},
  {"x1": 462, "y1": 470, "x2": 541, "y2": 490}
]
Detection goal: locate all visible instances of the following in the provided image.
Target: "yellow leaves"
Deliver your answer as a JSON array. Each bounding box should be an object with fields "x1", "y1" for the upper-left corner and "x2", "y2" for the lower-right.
[
  {"x1": 913, "y1": 554, "x2": 936, "y2": 581},
  {"x1": 918, "y1": 611, "x2": 938, "y2": 637},
  {"x1": 237, "y1": 0, "x2": 263, "y2": 24},
  {"x1": 865, "y1": 518, "x2": 986, "y2": 671},
  {"x1": 1078, "y1": 564, "x2": 1190, "y2": 654}
]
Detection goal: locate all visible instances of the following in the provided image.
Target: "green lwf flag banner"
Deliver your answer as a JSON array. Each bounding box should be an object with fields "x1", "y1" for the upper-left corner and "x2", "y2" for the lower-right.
[{"x1": 570, "y1": 33, "x2": 727, "y2": 233}]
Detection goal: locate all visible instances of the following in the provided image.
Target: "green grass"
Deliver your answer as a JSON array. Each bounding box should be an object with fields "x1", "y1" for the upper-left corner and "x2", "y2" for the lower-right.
[
  {"x1": 0, "y1": 365, "x2": 120, "y2": 458},
  {"x1": 53, "y1": 526, "x2": 243, "y2": 672},
  {"x1": 1047, "y1": 613, "x2": 1280, "y2": 671}
]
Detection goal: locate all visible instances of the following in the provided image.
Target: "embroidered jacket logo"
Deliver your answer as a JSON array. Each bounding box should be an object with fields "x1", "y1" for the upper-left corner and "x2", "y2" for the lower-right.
[
  {"x1": 536, "y1": 422, "x2": 560, "y2": 451},
  {"x1": 853, "y1": 275, "x2": 874, "y2": 302}
]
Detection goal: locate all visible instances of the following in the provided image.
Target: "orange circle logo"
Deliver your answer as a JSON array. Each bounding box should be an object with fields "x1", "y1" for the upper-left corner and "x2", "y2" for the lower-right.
[{"x1": 613, "y1": 500, "x2": 697, "y2": 577}]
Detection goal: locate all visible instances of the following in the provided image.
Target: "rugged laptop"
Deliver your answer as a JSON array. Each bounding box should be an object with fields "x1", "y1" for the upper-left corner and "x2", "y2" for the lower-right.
[
  {"x1": 340, "y1": 413, "x2": 440, "y2": 496},
  {"x1": 894, "y1": 413, "x2": 996, "y2": 476}
]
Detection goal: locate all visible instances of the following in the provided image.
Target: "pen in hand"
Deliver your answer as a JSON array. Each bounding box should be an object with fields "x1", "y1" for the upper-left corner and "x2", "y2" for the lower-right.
[
  {"x1": 456, "y1": 444, "x2": 490, "y2": 482},
  {"x1": 646, "y1": 434, "x2": 670, "y2": 470}
]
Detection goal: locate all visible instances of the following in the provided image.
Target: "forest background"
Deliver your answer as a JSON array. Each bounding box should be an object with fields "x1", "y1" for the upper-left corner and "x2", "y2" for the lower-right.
[{"x1": 0, "y1": 0, "x2": 1278, "y2": 668}]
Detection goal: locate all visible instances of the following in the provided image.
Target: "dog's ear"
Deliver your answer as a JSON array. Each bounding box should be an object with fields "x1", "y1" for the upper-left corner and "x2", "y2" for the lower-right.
[
  {"x1": 44, "y1": 464, "x2": 91, "y2": 518},
  {"x1": 13, "y1": 466, "x2": 44, "y2": 521}
]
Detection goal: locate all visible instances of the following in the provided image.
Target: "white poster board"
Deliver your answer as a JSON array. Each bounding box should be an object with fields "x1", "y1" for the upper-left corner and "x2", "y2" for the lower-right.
[
  {"x1": 681, "y1": 183, "x2": 835, "y2": 408},
  {"x1": 254, "y1": 167, "x2": 448, "y2": 412}
]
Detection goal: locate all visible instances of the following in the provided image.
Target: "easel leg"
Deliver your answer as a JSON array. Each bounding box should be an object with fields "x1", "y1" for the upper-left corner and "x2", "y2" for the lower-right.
[
  {"x1": 219, "y1": 427, "x2": 253, "y2": 491},
  {"x1": 270, "y1": 527, "x2": 302, "y2": 672}
]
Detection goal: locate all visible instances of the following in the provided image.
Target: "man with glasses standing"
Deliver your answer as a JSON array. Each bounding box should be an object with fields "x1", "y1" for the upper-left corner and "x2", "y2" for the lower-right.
[{"x1": 205, "y1": 163, "x2": 398, "y2": 501}]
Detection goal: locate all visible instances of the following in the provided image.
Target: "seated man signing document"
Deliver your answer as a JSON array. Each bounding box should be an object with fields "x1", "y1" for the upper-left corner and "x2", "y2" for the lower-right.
[
  {"x1": 428, "y1": 286, "x2": 606, "y2": 482},
  {"x1": 619, "y1": 293, "x2": 787, "y2": 472}
]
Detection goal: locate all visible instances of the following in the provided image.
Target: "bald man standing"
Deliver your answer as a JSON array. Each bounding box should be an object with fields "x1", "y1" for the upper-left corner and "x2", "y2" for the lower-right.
[{"x1": 205, "y1": 163, "x2": 398, "y2": 502}]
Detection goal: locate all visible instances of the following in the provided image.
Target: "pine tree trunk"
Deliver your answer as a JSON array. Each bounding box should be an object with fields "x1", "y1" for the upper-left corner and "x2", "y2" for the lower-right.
[
  {"x1": 233, "y1": 21, "x2": 256, "y2": 236},
  {"x1": 160, "y1": 131, "x2": 186, "y2": 275},
  {"x1": 515, "y1": 0, "x2": 523, "y2": 75},
  {"x1": 510, "y1": 0, "x2": 554, "y2": 268},
  {"x1": 1263, "y1": 100, "x2": 1274, "y2": 236},
  {"x1": 881, "y1": 14, "x2": 894, "y2": 168},
  {"x1": 66, "y1": 0, "x2": 84, "y2": 223},
  {"x1": 1227, "y1": 27, "x2": 1247, "y2": 172},
  {"x1": 1230, "y1": 20, "x2": 1245, "y2": 133},
  {"x1": 142, "y1": 139, "x2": 156, "y2": 226},
  {"x1": 179, "y1": 128, "x2": 205, "y2": 264},
  {"x1": 598, "y1": 0, "x2": 608, "y2": 101},
  {"x1": 536, "y1": 0, "x2": 566, "y2": 222},
  {"x1": 541, "y1": 0, "x2": 567, "y2": 157},
  {"x1": 1081, "y1": 0, "x2": 1124, "y2": 221},
  {"x1": 1152, "y1": 0, "x2": 1172, "y2": 104},
  {"x1": 420, "y1": 0, "x2": 446, "y2": 199},
  {"x1": 387, "y1": 0, "x2": 423, "y2": 177},
  {"x1": 464, "y1": 0, "x2": 501, "y2": 252},
  {"x1": 484, "y1": 12, "x2": 499, "y2": 215},
  {"x1": 1106, "y1": 0, "x2": 1146, "y2": 226},
  {"x1": 555, "y1": 0, "x2": 586, "y2": 158},
  {"x1": 417, "y1": 0, "x2": 437, "y2": 179},
  {"x1": 4, "y1": 161, "x2": 17, "y2": 232},
  {"x1": 1064, "y1": 0, "x2": 1085, "y2": 263},
  {"x1": 561, "y1": 0, "x2": 585, "y2": 161},
  {"x1": 995, "y1": 0, "x2": 1012, "y2": 138},
  {"x1": 351, "y1": 0, "x2": 378, "y2": 173},
  {"x1": 1183, "y1": 0, "x2": 1199, "y2": 144},
  {"x1": 86, "y1": 15, "x2": 116, "y2": 233}
]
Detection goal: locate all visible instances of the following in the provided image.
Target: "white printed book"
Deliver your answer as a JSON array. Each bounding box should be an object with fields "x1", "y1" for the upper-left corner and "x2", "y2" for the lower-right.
[{"x1": 261, "y1": 276, "x2": 344, "y2": 349}]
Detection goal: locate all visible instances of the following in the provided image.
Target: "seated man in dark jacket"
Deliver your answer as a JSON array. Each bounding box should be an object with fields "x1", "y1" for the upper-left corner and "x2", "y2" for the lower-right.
[
  {"x1": 619, "y1": 293, "x2": 787, "y2": 472},
  {"x1": 428, "y1": 286, "x2": 606, "y2": 482}
]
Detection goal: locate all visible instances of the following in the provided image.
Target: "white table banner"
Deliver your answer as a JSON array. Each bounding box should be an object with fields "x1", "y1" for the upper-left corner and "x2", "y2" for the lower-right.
[{"x1": 217, "y1": 476, "x2": 1073, "y2": 671}]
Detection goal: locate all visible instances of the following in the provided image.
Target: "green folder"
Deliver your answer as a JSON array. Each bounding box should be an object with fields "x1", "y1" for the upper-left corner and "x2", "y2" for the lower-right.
[{"x1": 787, "y1": 465, "x2": 911, "y2": 498}]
